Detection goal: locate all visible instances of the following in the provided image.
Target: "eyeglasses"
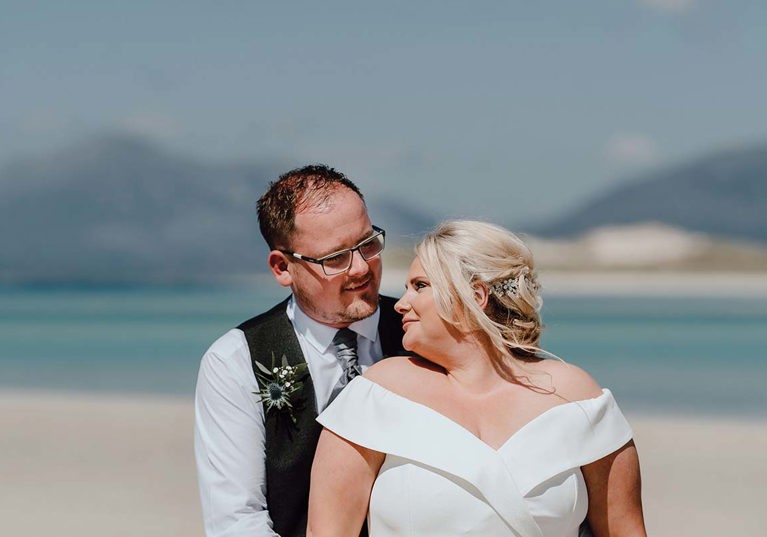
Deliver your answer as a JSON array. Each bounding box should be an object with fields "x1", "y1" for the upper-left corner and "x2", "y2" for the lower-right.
[{"x1": 281, "y1": 225, "x2": 386, "y2": 276}]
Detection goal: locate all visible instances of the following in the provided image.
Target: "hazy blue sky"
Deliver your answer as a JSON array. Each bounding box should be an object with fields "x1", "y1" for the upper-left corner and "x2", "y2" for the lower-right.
[{"x1": 2, "y1": 0, "x2": 766, "y2": 225}]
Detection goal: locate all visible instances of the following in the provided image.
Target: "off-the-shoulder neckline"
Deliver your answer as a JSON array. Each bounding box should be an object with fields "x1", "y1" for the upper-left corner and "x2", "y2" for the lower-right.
[{"x1": 353, "y1": 376, "x2": 612, "y2": 453}]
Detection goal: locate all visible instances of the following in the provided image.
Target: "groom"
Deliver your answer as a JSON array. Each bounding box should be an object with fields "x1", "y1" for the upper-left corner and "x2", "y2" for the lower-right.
[{"x1": 194, "y1": 165, "x2": 404, "y2": 537}]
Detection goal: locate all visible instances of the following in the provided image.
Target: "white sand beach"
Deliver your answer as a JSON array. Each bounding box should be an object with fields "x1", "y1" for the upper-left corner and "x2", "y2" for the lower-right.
[{"x1": 2, "y1": 390, "x2": 765, "y2": 537}]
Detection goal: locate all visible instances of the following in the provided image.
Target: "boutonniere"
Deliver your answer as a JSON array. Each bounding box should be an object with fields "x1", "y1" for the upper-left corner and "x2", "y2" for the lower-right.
[{"x1": 253, "y1": 354, "x2": 308, "y2": 424}]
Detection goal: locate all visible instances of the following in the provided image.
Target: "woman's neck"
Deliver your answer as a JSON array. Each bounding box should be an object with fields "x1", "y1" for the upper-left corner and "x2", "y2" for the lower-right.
[{"x1": 436, "y1": 338, "x2": 507, "y2": 396}]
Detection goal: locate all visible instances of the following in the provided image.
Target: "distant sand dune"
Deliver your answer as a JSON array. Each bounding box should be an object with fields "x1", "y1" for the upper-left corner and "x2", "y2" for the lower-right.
[
  {"x1": 381, "y1": 268, "x2": 767, "y2": 298},
  {"x1": 528, "y1": 223, "x2": 767, "y2": 271},
  {"x1": 538, "y1": 270, "x2": 767, "y2": 298},
  {"x1": 2, "y1": 391, "x2": 764, "y2": 537},
  {"x1": 382, "y1": 223, "x2": 767, "y2": 299}
]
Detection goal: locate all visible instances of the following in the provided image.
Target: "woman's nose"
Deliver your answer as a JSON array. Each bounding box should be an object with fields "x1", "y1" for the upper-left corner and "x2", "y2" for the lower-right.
[{"x1": 394, "y1": 293, "x2": 410, "y2": 314}]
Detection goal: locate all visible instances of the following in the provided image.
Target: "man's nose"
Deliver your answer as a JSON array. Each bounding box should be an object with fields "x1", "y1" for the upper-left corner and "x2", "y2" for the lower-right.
[{"x1": 347, "y1": 249, "x2": 370, "y2": 278}]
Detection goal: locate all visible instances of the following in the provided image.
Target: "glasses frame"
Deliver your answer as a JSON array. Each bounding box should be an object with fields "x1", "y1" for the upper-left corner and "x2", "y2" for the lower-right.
[{"x1": 280, "y1": 225, "x2": 386, "y2": 276}]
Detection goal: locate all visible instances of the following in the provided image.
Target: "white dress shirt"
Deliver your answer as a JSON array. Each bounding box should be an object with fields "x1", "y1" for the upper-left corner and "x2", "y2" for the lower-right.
[{"x1": 194, "y1": 296, "x2": 383, "y2": 537}]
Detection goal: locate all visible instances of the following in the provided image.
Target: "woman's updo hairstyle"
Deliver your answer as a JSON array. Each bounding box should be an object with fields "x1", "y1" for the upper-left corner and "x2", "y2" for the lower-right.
[{"x1": 415, "y1": 220, "x2": 544, "y2": 366}]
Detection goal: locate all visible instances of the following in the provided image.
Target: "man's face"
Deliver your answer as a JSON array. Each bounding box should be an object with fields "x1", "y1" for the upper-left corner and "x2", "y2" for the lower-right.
[{"x1": 283, "y1": 187, "x2": 382, "y2": 327}]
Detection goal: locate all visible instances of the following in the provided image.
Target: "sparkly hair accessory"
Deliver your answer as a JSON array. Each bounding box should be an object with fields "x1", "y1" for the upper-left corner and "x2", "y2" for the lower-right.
[{"x1": 490, "y1": 277, "x2": 518, "y2": 298}]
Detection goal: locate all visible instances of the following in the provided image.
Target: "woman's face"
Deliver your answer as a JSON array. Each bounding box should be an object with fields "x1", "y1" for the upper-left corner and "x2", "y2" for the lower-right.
[{"x1": 395, "y1": 257, "x2": 458, "y2": 357}]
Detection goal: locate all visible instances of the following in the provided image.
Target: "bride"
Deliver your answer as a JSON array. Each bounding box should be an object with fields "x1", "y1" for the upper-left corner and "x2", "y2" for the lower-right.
[{"x1": 307, "y1": 220, "x2": 646, "y2": 537}]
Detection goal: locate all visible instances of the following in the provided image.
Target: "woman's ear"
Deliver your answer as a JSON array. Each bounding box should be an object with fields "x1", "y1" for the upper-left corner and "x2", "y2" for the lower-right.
[
  {"x1": 472, "y1": 283, "x2": 490, "y2": 310},
  {"x1": 268, "y1": 251, "x2": 293, "y2": 288}
]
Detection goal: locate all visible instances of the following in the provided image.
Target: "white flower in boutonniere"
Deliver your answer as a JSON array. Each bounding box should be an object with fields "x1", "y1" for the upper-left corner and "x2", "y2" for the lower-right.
[{"x1": 253, "y1": 354, "x2": 307, "y2": 424}]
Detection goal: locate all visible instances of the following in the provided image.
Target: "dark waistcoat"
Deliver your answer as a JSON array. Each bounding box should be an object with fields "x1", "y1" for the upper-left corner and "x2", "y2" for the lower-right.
[{"x1": 238, "y1": 296, "x2": 404, "y2": 537}]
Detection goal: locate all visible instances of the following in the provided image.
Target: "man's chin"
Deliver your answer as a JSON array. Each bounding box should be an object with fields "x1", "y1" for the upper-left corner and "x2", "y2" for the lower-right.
[
  {"x1": 344, "y1": 297, "x2": 378, "y2": 322},
  {"x1": 339, "y1": 287, "x2": 378, "y2": 320}
]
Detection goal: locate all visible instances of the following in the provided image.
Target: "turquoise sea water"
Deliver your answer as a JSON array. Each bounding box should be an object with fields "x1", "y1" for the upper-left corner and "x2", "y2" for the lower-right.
[{"x1": 1, "y1": 286, "x2": 765, "y2": 417}]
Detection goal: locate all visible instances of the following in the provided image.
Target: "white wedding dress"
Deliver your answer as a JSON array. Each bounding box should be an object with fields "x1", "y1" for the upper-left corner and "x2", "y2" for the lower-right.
[{"x1": 317, "y1": 376, "x2": 633, "y2": 537}]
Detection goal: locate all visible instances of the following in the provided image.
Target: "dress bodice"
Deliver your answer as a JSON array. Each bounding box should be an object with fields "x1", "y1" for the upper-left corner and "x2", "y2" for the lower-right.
[{"x1": 317, "y1": 376, "x2": 633, "y2": 537}]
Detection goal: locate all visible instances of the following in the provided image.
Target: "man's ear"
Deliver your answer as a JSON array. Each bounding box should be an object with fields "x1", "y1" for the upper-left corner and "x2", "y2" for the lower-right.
[
  {"x1": 268, "y1": 251, "x2": 293, "y2": 288},
  {"x1": 473, "y1": 283, "x2": 490, "y2": 310}
]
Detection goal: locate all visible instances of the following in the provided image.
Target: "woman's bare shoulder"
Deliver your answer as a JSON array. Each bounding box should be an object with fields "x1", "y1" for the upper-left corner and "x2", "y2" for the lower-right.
[
  {"x1": 528, "y1": 358, "x2": 603, "y2": 402},
  {"x1": 364, "y1": 355, "x2": 442, "y2": 395}
]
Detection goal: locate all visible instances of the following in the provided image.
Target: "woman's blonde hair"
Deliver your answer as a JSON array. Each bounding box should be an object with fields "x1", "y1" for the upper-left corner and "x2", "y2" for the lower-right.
[{"x1": 415, "y1": 220, "x2": 545, "y2": 380}]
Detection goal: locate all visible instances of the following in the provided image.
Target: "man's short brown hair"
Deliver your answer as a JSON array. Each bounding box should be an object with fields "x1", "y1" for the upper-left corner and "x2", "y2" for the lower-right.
[{"x1": 257, "y1": 164, "x2": 365, "y2": 249}]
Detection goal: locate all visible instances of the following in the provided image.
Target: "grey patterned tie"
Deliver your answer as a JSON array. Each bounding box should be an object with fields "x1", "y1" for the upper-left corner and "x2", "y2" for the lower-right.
[{"x1": 327, "y1": 328, "x2": 362, "y2": 405}]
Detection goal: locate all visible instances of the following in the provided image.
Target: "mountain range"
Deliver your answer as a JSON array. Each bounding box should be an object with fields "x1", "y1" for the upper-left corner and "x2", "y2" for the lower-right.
[
  {"x1": 0, "y1": 135, "x2": 434, "y2": 284},
  {"x1": 534, "y1": 145, "x2": 767, "y2": 243},
  {"x1": 1, "y1": 135, "x2": 765, "y2": 283}
]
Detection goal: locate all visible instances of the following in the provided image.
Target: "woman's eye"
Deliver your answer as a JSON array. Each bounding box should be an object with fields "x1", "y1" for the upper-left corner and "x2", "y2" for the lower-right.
[{"x1": 414, "y1": 281, "x2": 428, "y2": 290}]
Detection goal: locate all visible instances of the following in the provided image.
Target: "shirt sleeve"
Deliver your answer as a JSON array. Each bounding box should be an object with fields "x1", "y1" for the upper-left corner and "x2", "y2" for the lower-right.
[{"x1": 194, "y1": 329, "x2": 280, "y2": 537}]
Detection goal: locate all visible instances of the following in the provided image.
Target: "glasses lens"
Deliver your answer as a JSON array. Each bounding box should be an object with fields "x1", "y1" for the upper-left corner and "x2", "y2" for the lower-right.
[
  {"x1": 319, "y1": 230, "x2": 385, "y2": 275},
  {"x1": 322, "y1": 251, "x2": 352, "y2": 274},
  {"x1": 359, "y1": 233, "x2": 384, "y2": 259}
]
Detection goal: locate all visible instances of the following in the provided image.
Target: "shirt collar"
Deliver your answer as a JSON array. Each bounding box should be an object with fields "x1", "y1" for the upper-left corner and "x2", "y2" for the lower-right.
[{"x1": 286, "y1": 296, "x2": 380, "y2": 353}]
